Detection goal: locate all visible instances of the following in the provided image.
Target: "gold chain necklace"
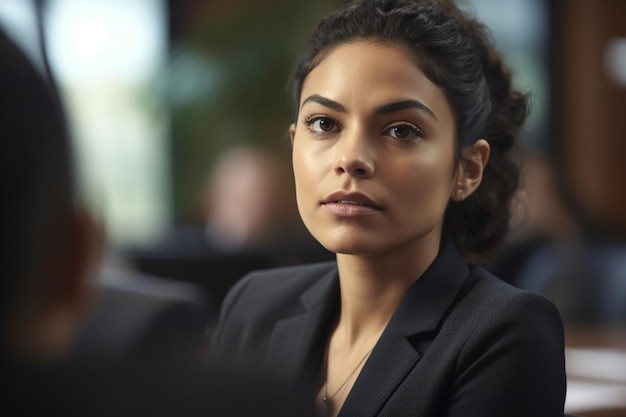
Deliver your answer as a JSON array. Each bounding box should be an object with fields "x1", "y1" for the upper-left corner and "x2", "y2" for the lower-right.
[{"x1": 322, "y1": 347, "x2": 374, "y2": 403}]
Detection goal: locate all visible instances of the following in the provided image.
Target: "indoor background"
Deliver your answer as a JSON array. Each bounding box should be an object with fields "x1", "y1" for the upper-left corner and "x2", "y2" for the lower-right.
[{"x1": 1, "y1": 1, "x2": 624, "y2": 415}]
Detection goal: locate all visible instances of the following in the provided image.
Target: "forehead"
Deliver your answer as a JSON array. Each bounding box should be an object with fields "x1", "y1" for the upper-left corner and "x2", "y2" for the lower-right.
[{"x1": 300, "y1": 41, "x2": 452, "y2": 118}]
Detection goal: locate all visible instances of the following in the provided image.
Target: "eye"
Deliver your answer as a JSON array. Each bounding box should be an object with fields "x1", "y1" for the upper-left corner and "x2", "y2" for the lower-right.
[
  {"x1": 305, "y1": 115, "x2": 338, "y2": 134},
  {"x1": 383, "y1": 123, "x2": 422, "y2": 141}
]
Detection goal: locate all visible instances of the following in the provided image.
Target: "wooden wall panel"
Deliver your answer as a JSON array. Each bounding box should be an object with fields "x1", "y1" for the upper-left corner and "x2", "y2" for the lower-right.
[{"x1": 557, "y1": 0, "x2": 626, "y2": 234}]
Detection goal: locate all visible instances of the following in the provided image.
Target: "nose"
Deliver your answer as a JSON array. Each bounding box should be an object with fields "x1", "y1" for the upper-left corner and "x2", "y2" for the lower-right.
[{"x1": 333, "y1": 131, "x2": 375, "y2": 178}]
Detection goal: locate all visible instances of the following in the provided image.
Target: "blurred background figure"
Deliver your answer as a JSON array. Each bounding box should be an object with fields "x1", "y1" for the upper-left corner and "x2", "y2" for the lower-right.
[
  {"x1": 200, "y1": 145, "x2": 289, "y2": 253},
  {"x1": 126, "y1": 144, "x2": 294, "y2": 258},
  {"x1": 511, "y1": 151, "x2": 580, "y2": 247},
  {"x1": 490, "y1": 149, "x2": 580, "y2": 288},
  {"x1": 120, "y1": 144, "x2": 333, "y2": 322},
  {"x1": 490, "y1": 149, "x2": 626, "y2": 324},
  {"x1": 0, "y1": 21, "x2": 314, "y2": 417}
]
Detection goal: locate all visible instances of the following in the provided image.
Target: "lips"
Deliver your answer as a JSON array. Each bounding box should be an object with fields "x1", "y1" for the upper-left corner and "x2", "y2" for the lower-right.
[
  {"x1": 322, "y1": 191, "x2": 382, "y2": 210},
  {"x1": 335, "y1": 200, "x2": 369, "y2": 206}
]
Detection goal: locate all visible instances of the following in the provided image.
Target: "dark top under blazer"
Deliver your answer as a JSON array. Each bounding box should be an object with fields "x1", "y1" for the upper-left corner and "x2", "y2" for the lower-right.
[{"x1": 211, "y1": 242, "x2": 567, "y2": 417}]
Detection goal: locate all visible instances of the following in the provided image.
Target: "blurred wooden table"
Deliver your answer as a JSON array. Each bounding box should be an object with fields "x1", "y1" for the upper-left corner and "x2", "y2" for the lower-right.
[{"x1": 564, "y1": 325, "x2": 626, "y2": 417}]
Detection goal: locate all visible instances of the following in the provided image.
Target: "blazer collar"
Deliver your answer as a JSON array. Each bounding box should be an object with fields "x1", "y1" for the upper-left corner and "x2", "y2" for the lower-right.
[
  {"x1": 390, "y1": 241, "x2": 469, "y2": 336},
  {"x1": 264, "y1": 265, "x2": 339, "y2": 380},
  {"x1": 299, "y1": 241, "x2": 469, "y2": 332},
  {"x1": 265, "y1": 242, "x2": 469, "y2": 416},
  {"x1": 340, "y1": 242, "x2": 469, "y2": 417}
]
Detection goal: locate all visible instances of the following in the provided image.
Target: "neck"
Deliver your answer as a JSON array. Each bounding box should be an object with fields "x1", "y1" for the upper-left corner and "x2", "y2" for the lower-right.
[{"x1": 334, "y1": 238, "x2": 440, "y2": 346}]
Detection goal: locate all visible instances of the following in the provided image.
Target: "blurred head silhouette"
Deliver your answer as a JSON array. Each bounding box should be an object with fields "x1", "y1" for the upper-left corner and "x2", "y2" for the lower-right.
[
  {"x1": 0, "y1": 29, "x2": 99, "y2": 362},
  {"x1": 201, "y1": 145, "x2": 287, "y2": 252},
  {"x1": 0, "y1": 25, "x2": 316, "y2": 417}
]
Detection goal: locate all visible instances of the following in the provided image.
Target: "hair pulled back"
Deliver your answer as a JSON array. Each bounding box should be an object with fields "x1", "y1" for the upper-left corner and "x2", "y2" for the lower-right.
[{"x1": 289, "y1": 0, "x2": 527, "y2": 262}]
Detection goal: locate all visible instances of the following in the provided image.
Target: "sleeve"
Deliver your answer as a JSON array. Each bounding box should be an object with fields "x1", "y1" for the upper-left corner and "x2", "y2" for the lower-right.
[{"x1": 445, "y1": 292, "x2": 566, "y2": 417}]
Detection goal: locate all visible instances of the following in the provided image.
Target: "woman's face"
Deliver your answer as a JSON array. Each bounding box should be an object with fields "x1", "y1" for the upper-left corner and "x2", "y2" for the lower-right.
[{"x1": 290, "y1": 41, "x2": 458, "y2": 256}]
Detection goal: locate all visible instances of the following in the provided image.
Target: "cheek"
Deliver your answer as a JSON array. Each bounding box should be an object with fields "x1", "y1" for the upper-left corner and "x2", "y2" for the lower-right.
[
  {"x1": 291, "y1": 140, "x2": 307, "y2": 187},
  {"x1": 392, "y1": 153, "x2": 455, "y2": 205},
  {"x1": 292, "y1": 137, "x2": 326, "y2": 185},
  {"x1": 291, "y1": 139, "x2": 317, "y2": 203}
]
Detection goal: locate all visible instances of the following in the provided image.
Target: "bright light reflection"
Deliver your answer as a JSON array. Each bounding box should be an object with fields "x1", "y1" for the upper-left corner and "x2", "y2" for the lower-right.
[
  {"x1": 47, "y1": 0, "x2": 164, "y2": 84},
  {"x1": 46, "y1": 0, "x2": 169, "y2": 246}
]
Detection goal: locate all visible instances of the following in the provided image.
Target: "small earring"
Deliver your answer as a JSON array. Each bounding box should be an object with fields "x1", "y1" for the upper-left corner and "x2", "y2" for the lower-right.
[{"x1": 455, "y1": 189, "x2": 463, "y2": 201}]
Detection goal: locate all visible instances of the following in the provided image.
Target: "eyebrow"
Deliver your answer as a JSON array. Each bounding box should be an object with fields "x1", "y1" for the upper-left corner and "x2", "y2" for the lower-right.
[
  {"x1": 374, "y1": 100, "x2": 438, "y2": 121},
  {"x1": 301, "y1": 94, "x2": 346, "y2": 112},
  {"x1": 300, "y1": 94, "x2": 437, "y2": 121}
]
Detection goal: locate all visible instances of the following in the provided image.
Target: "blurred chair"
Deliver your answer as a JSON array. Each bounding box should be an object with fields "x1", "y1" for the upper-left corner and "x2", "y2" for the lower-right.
[
  {"x1": 126, "y1": 249, "x2": 273, "y2": 311},
  {"x1": 73, "y1": 265, "x2": 212, "y2": 358}
]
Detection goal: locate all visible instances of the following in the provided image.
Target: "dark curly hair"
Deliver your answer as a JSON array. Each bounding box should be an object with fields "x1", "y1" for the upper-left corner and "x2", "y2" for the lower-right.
[{"x1": 288, "y1": 0, "x2": 527, "y2": 263}]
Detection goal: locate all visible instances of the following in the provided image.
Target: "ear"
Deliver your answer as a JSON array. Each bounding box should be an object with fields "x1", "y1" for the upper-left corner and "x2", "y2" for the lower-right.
[
  {"x1": 451, "y1": 139, "x2": 490, "y2": 201},
  {"x1": 289, "y1": 123, "x2": 296, "y2": 146}
]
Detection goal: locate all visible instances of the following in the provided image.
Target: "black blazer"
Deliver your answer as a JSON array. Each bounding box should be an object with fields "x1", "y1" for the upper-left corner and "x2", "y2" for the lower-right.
[{"x1": 212, "y1": 243, "x2": 566, "y2": 416}]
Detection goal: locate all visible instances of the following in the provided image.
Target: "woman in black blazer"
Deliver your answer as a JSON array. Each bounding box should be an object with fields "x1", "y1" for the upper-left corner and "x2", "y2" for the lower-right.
[{"x1": 211, "y1": 0, "x2": 566, "y2": 416}]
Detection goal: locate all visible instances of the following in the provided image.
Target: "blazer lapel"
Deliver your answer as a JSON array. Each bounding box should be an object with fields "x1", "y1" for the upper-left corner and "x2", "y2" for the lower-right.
[
  {"x1": 264, "y1": 266, "x2": 340, "y2": 381},
  {"x1": 339, "y1": 243, "x2": 469, "y2": 417},
  {"x1": 338, "y1": 321, "x2": 421, "y2": 417}
]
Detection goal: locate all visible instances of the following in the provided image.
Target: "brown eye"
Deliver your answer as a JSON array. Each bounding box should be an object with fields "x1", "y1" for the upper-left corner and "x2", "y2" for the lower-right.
[
  {"x1": 307, "y1": 116, "x2": 338, "y2": 133},
  {"x1": 384, "y1": 123, "x2": 422, "y2": 141},
  {"x1": 319, "y1": 118, "x2": 334, "y2": 131},
  {"x1": 392, "y1": 126, "x2": 411, "y2": 138}
]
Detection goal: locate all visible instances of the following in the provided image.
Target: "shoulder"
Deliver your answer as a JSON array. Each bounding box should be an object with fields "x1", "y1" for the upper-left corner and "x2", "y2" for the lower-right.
[
  {"x1": 210, "y1": 261, "x2": 337, "y2": 356},
  {"x1": 463, "y1": 265, "x2": 562, "y2": 320},
  {"x1": 222, "y1": 261, "x2": 336, "y2": 309},
  {"x1": 413, "y1": 267, "x2": 566, "y2": 415},
  {"x1": 450, "y1": 265, "x2": 565, "y2": 356},
  {"x1": 234, "y1": 260, "x2": 336, "y2": 290}
]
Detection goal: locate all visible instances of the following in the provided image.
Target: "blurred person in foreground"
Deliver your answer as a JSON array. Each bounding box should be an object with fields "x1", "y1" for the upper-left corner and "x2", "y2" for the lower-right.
[
  {"x1": 0, "y1": 28, "x2": 314, "y2": 417},
  {"x1": 0, "y1": 30, "x2": 99, "y2": 366}
]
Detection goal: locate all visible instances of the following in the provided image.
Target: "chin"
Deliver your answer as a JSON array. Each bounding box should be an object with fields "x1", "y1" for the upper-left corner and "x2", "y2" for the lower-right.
[
  {"x1": 304, "y1": 221, "x2": 377, "y2": 253},
  {"x1": 315, "y1": 236, "x2": 381, "y2": 256}
]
